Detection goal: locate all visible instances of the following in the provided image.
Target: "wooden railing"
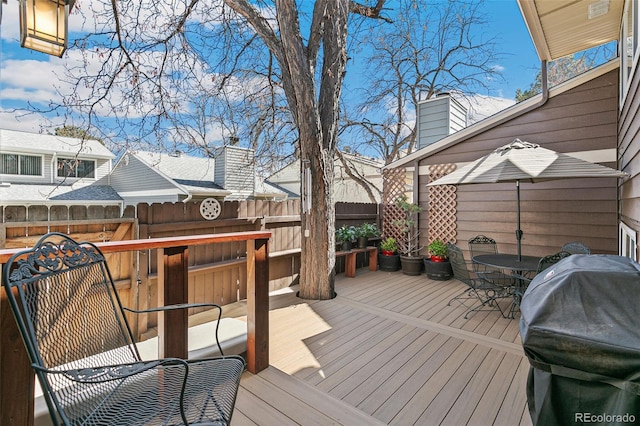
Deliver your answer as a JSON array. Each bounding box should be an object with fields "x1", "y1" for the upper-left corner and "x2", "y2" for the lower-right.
[{"x1": 0, "y1": 231, "x2": 271, "y2": 425}]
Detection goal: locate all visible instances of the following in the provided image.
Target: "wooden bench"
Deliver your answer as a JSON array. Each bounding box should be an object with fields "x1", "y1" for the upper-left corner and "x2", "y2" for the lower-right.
[{"x1": 335, "y1": 246, "x2": 378, "y2": 277}]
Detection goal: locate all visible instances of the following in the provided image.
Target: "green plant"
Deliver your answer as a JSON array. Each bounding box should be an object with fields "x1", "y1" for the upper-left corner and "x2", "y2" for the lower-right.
[
  {"x1": 380, "y1": 237, "x2": 398, "y2": 253},
  {"x1": 335, "y1": 225, "x2": 356, "y2": 243},
  {"x1": 391, "y1": 195, "x2": 423, "y2": 257},
  {"x1": 427, "y1": 239, "x2": 448, "y2": 258},
  {"x1": 356, "y1": 223, "x2": 379, "y2": 238}
]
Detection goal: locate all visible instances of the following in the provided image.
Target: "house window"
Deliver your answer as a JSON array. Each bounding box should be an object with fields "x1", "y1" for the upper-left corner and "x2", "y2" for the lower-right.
[
  {"x1": 57, "y1": 158, "x2": 96, "y2": 179},
  {"x1": 619, "y1": 221, "x2": 637, "y2": 261},
  {"x1": 0, "y1": 153, "x2": 42, "y2": 176}
]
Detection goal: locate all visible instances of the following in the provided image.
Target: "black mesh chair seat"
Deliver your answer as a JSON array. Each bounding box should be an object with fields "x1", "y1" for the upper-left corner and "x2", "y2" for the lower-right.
[{"x1": 3, "y1": 232, "x2": 245, "y2": 425}]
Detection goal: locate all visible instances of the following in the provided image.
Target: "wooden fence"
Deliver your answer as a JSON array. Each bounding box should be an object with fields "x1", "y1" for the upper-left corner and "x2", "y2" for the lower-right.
[{"x1": 1, "y1": 200, "x2": 379, "y2": 339}]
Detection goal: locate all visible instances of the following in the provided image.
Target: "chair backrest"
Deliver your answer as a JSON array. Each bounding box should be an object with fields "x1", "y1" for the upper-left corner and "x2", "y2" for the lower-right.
[
  {"x1": 468, "y1": 235, "x2": 498, "y2": 256},
  {"x1": 468, "y1": 235, "x2": 498, "y2": 272},
  {"x1": 537, "y1": 250, "x2": 572, "y2": 273},
  {"x1": 447, "y1": 243, "x2": 472, "y2": 284},
  {"x1": 561, "y1": 241, "x2": 591, "y2": 255},
  {"x1": 3, "y1": 233, "x2": 140, "y2": 403}
]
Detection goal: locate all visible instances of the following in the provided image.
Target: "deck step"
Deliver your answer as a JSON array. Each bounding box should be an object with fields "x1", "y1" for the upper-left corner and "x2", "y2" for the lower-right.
[{"x1": 236, "y1": 366, "x2": 385, "y2": 425}]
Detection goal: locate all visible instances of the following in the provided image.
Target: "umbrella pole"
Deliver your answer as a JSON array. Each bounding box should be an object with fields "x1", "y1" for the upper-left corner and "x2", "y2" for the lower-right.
[{"x1": 516, "y1": 180, "x2": 522, "y2": 261}]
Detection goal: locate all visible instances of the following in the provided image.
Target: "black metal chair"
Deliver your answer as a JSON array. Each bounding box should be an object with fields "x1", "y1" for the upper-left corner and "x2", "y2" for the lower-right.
[
  {"x1": 510, "y1": 250, "x2": 573, "y2": 318},
  {"x1": 468, "y1": 235, "x2": 500, "y2": 273},
  {"x1": 2, "y1": 232, "x2": 245, "y2": 426},
  {"x1": 446, "y1": 243, "x2": 513, "y2": 319},
  {"x1": 561, "y1": 241, "x2": 591, "y2": 255}
]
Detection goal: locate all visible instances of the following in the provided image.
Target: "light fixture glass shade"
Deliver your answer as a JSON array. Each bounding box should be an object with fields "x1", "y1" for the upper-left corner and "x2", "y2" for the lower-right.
[{"x1": 19, "y1": 0, "x2": 69, "y2": 57}]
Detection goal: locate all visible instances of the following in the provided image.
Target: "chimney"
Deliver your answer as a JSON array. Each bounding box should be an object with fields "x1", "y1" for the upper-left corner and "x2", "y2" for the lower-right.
[
  {"x1": 417, "y1": 93, "x2": 467, "y2": 149},
  {"x1": 213, "y1": 145, "x2": 256, "y2": 198}
]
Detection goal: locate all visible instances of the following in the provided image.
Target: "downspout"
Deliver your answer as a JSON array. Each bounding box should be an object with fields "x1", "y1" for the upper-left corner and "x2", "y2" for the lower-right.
[
  {"x1": 412, "y1": 159, "x2": 420, "y2": 205},
  {"x1": 51, "y1": 153, "x2": 57, "y2": 183}
]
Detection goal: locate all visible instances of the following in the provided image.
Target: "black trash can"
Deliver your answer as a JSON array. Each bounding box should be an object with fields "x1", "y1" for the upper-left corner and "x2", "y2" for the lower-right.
[{"x1": 520, "y1": 255, "x2": 640, "y2": 425}]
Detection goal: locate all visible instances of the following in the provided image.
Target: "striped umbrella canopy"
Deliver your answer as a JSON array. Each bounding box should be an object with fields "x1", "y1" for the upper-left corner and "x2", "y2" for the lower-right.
[{"x1": 427, "y1": 139, "x2": 629, "y2": 259}]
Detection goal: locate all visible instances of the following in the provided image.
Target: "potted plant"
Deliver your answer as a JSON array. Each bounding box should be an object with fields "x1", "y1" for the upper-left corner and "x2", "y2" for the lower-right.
[
  {"x1": 378, "y1": 237, "x2": 400, "y2": 272},
  {"x1": 355, "y1": 223, "x2": 379, "y2": 249},
  {"x1": 424, "y1": 239, "x2": 453, "y2": 280},
  {"x1": 392, "y1": 195, "x2": 424, "y2": 275},
  {"x1": 335, "y1": 225, "x2": 356, "y2": 252},
  {"x1": 427, "y1": 239, "x2": 448, "y2": 262}
]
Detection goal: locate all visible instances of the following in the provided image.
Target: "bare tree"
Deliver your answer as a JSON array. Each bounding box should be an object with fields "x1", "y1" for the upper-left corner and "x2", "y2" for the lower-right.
[
  {"x1": 342, "y1": 0, "x2": 503, "y2": 166},
  {"x1": 515, "y1": 48, "x2": 616, "y2": 102},
  {"x1": 39, "y1": 0, "x2": 390, "y2": 299}
]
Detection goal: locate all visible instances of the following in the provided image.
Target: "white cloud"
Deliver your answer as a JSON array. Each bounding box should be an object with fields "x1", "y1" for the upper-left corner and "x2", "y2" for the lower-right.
[
  {"x1": 1, "y1": 58, "x2": 67, "y2": 91},
  {"x1": 0, "y1": 107, "x2": 65, "y2": 132},
  {"x1": 1, "y1": 1, "x2": 20, "y2": 41}
]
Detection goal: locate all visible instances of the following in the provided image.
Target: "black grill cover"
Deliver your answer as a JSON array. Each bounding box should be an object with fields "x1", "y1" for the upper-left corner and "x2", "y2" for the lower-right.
[{"x1": 520, "y1": 255, "x2": 640, "y2": 425}]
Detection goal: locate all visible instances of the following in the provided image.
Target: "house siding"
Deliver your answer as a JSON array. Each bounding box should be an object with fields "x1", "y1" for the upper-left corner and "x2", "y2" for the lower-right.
[
  {"x1": 619, "y1": 49, "x2": 640, "y2": 260},
  {"x1": 418, "y1": 68, "x2": 620, "y2": 257},
  {"x1": 110, "y1": 154, "x2": 181, "y2": 205}
]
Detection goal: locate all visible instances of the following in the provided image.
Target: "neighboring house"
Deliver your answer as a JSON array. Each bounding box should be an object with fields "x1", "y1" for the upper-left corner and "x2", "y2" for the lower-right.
[
  {"x1": 268, "y1": 152, "x2": 384, "y2": 203},
  {"x1": 110, "y1": 146, "x2": 286, "y2": 207},
  {"x1": 0, "y1": 129, "x2": 123, "y2": 216}
]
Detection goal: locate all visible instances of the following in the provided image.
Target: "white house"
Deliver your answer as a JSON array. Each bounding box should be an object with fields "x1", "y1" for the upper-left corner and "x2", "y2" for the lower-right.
[
  {"x1": 267, "y1": 152, "x2": 384, "y2": 203},
  {"x1": 110, "y1": 146, "x2": 287, "y2": 207},
  {"x1": 0, "y1": 129, "x2": 123, "y2": 215}
]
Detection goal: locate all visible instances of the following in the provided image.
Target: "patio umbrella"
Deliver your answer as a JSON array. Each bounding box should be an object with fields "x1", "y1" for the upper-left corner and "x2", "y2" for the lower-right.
[{"x1": 427, "y1": 139, "x2": 629, "y2": 260}]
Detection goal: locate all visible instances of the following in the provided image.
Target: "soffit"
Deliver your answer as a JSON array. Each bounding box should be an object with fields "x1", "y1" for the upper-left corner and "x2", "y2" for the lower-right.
[{"x1": 518, "y1": 0, "x2": 623, "y2": 61}]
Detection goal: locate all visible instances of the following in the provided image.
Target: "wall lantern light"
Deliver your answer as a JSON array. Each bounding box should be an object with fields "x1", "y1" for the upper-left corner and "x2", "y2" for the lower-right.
[{"x1": 19, "y1": 0, "x2": 71, "y2": 57}]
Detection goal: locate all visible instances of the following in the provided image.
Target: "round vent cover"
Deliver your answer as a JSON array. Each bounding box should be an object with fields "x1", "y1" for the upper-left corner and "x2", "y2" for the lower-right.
[{"x1": 200, "y1": 198, "x2": 221, "y2": 220}]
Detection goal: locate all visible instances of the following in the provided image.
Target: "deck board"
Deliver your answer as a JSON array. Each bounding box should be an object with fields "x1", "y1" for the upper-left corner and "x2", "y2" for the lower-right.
[{"x1": 220, "y1": 269, "x2": 531, "y2": 425}]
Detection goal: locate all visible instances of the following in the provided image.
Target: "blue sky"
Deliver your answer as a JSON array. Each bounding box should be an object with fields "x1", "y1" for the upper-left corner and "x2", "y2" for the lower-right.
[
  {"x1": 482, "y1": 0, "x2": 541, "y2": 98},
  {"x1": 0, "y1": 0, "x2": 541, "y2": 135}
]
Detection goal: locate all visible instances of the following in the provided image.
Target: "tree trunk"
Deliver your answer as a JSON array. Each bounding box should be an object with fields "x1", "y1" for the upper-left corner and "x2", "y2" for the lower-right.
[
  {"x1": 229, "y1": 0, "x2": 349, "y2": 299},
  {"x1": 298, "y1": 146, "x2": 336, "y2": 300}
]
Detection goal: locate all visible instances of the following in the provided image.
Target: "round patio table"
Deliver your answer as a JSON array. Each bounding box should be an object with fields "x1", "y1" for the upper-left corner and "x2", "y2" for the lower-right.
[
  {"x1": 472, "y1": 254, "x2": 541, "y2": 273},
  {"x1": 472, "y1": 253, "x2": 541, "y2": 318}
]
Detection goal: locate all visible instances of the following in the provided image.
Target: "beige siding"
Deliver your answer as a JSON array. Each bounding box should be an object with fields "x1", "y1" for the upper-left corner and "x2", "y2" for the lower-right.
[{"x1": 418, "y1": 69, "x2": 620, "y2": 257}]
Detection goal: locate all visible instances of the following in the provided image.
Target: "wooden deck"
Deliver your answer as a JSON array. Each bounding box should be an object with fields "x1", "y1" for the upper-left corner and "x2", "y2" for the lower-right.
[{"x1": 216, "y1": 270, "x2": 532, "y2": 425}]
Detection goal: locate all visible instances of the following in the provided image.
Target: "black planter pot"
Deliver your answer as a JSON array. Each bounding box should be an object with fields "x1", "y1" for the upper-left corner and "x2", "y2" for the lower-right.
[
  {"x1": 400, "y1": 256, "x2": 423, "y2": 276},
  {"x1": 357, "y1": 237, "x2": 368, "y2": 249},
  {"x1": 424, "y1": 258, "x2": 453, "y2": 280},
  {"x1": 378, "y1": 253, "x2": 400, "y2": 272},
  {"x1": 338, "y1": 241, "x2": 352, "y2": 252}
]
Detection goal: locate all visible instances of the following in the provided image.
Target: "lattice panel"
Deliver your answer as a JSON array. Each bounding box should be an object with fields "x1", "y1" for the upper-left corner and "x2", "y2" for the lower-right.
[
  {"x1": 382, "y1": 168, "x2": 407, "y2": 241},
  {"x1": 428, "y1": 164, "x2": 457, "y2": 245}
]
